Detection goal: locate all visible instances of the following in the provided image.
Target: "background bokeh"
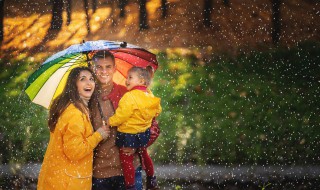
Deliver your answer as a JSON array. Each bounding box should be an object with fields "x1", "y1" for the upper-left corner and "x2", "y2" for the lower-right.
[{"x1": 0, "y1": 0, "x2": 319, "y2": 189}]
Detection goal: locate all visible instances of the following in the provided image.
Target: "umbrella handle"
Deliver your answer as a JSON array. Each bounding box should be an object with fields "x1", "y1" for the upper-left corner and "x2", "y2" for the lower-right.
[
  {"x1": 98, "y1": 101, "x2": 107, "y2": 125},
  {"x1": 85, "y1": 52, "x2": 91, "y2": 67}
]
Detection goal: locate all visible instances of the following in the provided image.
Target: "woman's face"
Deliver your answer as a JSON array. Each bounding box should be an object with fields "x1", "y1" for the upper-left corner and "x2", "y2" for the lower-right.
[{"x1": 76, "y1": 70, "x2": 95, "y2": 100}]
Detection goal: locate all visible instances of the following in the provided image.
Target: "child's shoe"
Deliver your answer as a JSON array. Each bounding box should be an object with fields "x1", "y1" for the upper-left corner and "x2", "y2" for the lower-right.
[
  {"x1": 126, "y1": 185, "x2": 136, "y2": 190},
  {"x1": 146, "y1": 176, "x2": 160, "y2": 190}
]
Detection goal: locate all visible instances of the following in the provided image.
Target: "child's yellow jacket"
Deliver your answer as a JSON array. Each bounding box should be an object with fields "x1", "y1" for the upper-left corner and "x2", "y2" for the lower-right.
[
  {"x1": 109, "y1": 89, "x2": 161, "y2": 134},
  {"x1": 37, "y1": 104, "x2": 103, "y2": 190}
]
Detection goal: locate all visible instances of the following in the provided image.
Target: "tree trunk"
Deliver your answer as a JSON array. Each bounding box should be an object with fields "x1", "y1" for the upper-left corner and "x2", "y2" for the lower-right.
[
  {"x1": 110, "y1": 1, "x2": 117, "y2": 26},
  {"x1": 0, "y1": 0, "x2": 4, "y2": 44},
  {"x1": 66, "y1": 0, "x2": 72, "y2": 25},
  {"x1": 83, "y1": 0, "x2": 90, "y2": 33},
  {"x1": 161, "y1": 0, "x2": 167, "y2": 18},
  {"x1": 50, "y1": 0, "x2": 64, "y2": 30},
  {"x1": 203, "y1": 0, "x2": 212, "y2": 27},
  {"x1": 271, "y1": 0, "x2": 281, "y2": 44},
  {"x1": 119, "y1": 0, "x2": 127, "y2": 18},
  {"x1": 139, "y1": 0, "x2": 149, "y2": 30},
  {"x1": 92, "y1": 0, "x2": 97, "y2": 13}
]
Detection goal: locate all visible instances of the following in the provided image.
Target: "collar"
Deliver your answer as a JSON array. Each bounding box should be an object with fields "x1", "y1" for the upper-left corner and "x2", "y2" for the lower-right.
[
  {"x1": 131, "y1": 85, "x2": 147, "y2": 92},
  {"x1": 101, "y1": 82, "x2": 116, "y2": 101}
]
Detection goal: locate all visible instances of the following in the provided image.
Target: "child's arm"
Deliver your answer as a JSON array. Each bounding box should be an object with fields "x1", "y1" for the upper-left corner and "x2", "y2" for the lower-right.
[
  {"x1": 148, "y1": 89, "x2": 162, "y2": 117},
  {"x1": 108, "y1": 93, "x2": 134, "y2": 127},
  {"x1": 154, "y1": 97, "x2": 162, "y2": 117},
  {"x1": 156, "y1": 103, "x2": 162, "y2": 117}
]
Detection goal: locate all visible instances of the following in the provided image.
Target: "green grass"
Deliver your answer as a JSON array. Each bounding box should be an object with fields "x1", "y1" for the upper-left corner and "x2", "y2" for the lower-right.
[{"x1": 150, "y1": 41, "x2": 320, "y2": 165}]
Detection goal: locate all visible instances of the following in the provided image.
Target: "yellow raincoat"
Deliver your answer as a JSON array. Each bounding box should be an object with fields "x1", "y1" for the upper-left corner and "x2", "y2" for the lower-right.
[
  {"x1": 109, "y1": 89, "x2": 161, "y2": 134},
  {"x1": 37, "y1": 104, "x2": 103, "y2": 190}
]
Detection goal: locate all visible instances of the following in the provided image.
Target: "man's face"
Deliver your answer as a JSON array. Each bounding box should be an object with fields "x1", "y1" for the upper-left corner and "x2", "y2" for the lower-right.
[{"x1": 93, "y1": 57, "x2": 116, "y2": 85}]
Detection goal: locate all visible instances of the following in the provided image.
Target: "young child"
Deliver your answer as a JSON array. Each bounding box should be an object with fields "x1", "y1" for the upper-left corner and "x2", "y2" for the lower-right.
[{"x1": 107, "y1": 66, "x2": 161, "y2": 190}]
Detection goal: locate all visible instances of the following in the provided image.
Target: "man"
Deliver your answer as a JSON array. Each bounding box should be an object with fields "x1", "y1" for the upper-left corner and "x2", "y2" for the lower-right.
[{"x1": 91, "y1": 50, "x2": 143, "y2": 190}]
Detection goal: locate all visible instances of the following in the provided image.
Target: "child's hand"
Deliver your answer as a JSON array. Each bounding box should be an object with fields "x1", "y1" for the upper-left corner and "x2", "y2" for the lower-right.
[
  {"x1": 102, "y1": 120, "x2": 111, "y2": 131},
  {"x1": 121, "y1": 147, "x2": 136, "y2": 155}
]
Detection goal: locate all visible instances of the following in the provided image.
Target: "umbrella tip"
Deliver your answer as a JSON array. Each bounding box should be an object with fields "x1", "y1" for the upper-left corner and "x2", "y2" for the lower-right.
[{"x1": 120, "y1": 41, "x2": 127, "y2": 48}]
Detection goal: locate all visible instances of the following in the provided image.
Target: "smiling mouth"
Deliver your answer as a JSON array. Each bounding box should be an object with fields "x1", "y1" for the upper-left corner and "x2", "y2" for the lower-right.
[{"x1": 84, "y1": 88, "x2": 92, "y2": 92}]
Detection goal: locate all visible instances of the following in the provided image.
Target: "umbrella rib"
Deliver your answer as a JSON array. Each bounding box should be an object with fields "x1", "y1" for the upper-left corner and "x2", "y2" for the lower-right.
[
  {"x1": 49, "y1": 55, "x2": 85, "y2": 104},
  {"x1": 116, "y1": 65, "x2": 127, "y2": 79},
  {"x1": 118, "y1": 51, "x2": 153, "y2": 62},
  {"x1": 112, "y1": 50, "x2": 157, "y2": 65},
  {"x1": 30, "y1": 54, "x2": 84, "y2": 106},
  {"x1": 26, "y1": 53, "x2": 85, "y2": 89}
]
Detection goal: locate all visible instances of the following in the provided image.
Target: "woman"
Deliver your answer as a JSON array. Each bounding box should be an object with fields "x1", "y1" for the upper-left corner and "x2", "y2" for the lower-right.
[{"x1": 37, "y1": 67, "x2": 109, "y2": 190}]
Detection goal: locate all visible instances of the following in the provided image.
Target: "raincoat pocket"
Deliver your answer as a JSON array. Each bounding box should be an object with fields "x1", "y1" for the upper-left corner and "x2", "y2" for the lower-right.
[{"x1": 65, "y1": 170, "x2": 92, "y2": 190}]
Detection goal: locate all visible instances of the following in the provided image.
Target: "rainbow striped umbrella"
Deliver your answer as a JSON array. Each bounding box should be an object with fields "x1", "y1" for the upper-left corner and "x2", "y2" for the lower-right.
[{"x1": 25, "y1": 40, "x2": 158, "y2": 109}]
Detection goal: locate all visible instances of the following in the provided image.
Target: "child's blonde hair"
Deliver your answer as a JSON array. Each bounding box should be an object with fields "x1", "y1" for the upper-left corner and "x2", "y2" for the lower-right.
[{"x1": 128, "y1": 66, "x2": 154, "y2": 86}]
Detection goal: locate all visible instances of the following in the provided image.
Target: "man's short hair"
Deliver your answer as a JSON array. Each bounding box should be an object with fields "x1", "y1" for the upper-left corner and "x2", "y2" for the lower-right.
[{"x1": 92, "y1": 50, "x2": 115, "y2": 65}]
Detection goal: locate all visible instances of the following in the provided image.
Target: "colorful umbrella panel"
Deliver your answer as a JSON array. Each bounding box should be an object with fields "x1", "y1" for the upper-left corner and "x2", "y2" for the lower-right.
[{"x1": 25, "y1": 40, "x2": 159, "y2": 109}]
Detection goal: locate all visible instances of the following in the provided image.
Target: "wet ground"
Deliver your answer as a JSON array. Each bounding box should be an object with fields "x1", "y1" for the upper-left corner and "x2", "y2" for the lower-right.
[{"x1": 1, "y1": 164, "x2": 320, "y2": 189}]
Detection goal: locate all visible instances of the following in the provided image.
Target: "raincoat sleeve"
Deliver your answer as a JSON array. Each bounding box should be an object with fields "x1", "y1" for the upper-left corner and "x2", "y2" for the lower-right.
[
  {"x1": 62, "y1": 111, "x2": 103, "y2": 161},
  {"x1": 150, "y1": 89, "x2": 162, "y2": 117},
  {"x1": 108, "y1": 92, "x2": 134, "y2": 127},
  {"x1": 157, "y1": 103, "x2": 162, "y2": 117}
]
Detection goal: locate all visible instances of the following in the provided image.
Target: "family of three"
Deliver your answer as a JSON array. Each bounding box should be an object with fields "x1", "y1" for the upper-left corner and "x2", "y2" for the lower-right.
[{"x1": 37, "y1": 51, "x2": 162, "y2": 190}]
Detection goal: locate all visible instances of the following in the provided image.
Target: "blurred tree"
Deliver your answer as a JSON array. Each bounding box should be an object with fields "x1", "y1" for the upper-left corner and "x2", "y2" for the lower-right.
[
  {"x1": 271, "y1": 0, "x2": 282, "y2": 44},
  {"x1": 83, "y1": 0, "x2": 91, "y2": 33},
  {"x1": 161, "y1": 0, "x2": 168, "y2": 18},
  {"x1": 0, "y1": 60, "x2": 49, "y2": 164},
  {"x1": 203, "y1": 0, "x2": 213, "y2": 27},
  {"x1": 139, "y1": 0, "x2": 149, "y2": 30},
  {"x1": 119, "y1": 0, "x2": 128, "y2": 18},
  {"x1": 0, "y1": 0, "x2": 4, "y2": 44},
  {"x1": 92, "y1": 0, "x2": 97, "y2": 13},
  {"x1": 50, "y1": 0, "x2": 63, "y2": 30},
  {"x1": 109, "y1": 0, "x2": 118, "y2": 26},
  {"x1": 65, "y1": 0, "x2": 72, "y2": 25},
  {"x1": 223, "y1": 0, "x2": 230, "y2": 6}
]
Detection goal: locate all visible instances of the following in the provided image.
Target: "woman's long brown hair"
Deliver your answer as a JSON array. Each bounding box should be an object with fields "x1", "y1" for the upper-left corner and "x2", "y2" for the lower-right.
[{"x1": 48, "y1": 67, "x2": 99, "y2": 132}]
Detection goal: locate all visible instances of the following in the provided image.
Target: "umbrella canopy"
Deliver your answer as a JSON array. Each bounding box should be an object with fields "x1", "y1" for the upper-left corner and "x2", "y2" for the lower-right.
[{"x1": 25, "y1": 40, "x2": 159, "y2": 109}]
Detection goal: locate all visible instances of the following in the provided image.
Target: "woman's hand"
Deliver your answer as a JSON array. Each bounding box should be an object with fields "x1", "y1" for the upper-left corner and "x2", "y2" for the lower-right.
[{"x1": 97, "y1": 124, "x2": 110, "y2": 140}]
